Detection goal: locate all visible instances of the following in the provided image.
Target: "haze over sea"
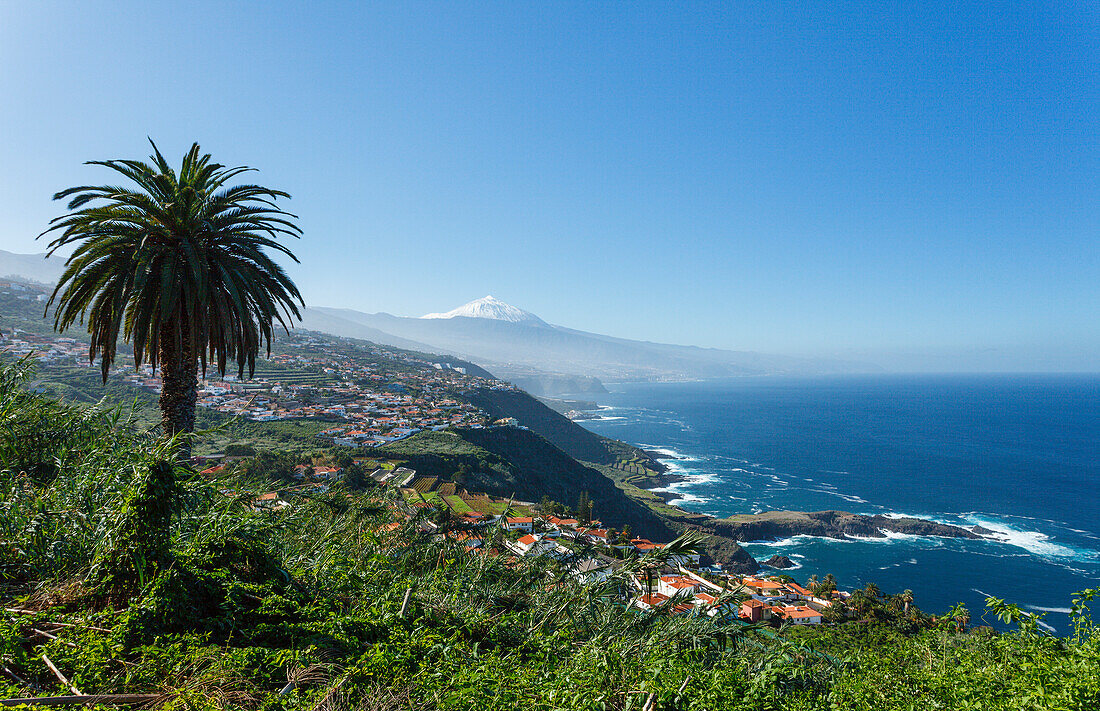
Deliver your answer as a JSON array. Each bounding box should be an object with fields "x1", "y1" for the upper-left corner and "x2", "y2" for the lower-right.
[{"x1": 575, "y1": 374, "x2": 1100, "y2": 634}]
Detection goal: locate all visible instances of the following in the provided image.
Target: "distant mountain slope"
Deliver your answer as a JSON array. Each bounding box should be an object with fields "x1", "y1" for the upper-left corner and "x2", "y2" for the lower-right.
[
  {"x1": 294, "y1": 309, "x2": 444, "y2": 354},
  {"x1": 303, "y1": 299, "x2": 876, "y2": 383},
  {"x1": 0, "y1": 250, "x2": 65, "y2": 285}
]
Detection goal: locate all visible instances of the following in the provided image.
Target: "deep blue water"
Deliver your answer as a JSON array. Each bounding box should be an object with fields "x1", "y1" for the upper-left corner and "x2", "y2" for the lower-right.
[{"x1": 574, "y1": 374, "x2": 1100, "y2": 634}]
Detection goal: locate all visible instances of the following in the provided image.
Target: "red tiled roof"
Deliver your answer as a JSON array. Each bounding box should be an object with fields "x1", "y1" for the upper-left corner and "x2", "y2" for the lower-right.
[{"x1": 638, "y1": 593, "x2": 670, "y2": 606}]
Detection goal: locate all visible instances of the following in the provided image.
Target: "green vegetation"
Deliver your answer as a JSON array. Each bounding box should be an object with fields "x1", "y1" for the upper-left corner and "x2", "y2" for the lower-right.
[
  {"x1": 40, "y1": 141, "x2": 303, "y2": 441},
  {"x1": 2, "y1": 358, "x2": 1099, "y2": 709},
  {"x1": 382, "y1": 428, "x2": 679, "y2": 543}
]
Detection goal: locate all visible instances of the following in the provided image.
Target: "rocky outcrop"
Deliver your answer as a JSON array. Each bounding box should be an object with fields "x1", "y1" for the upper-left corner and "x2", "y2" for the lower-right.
[
  {"x1": 763, "y1": 555, "x2": 796, "y2": 569},
  {"x1": 710, "y1": 510, "x2": 983, "y2": 542}
]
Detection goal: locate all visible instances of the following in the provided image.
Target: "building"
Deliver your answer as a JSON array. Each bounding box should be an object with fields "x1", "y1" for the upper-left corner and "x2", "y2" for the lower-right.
[
  {"x1": 503, "y1": 516, "x2": 534, "y2": 532},
  {"x1": 774, "y1": 605, "x2": 823, "y2": 625}
]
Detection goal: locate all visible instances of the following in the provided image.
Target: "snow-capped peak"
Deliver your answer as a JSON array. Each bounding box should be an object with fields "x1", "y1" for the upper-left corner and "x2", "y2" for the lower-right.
[{"x1": 421, "y1": 295, "x2": 547, "y2": 325}]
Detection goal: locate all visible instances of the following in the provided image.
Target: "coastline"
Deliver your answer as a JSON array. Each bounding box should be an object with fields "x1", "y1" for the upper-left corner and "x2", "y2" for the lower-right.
[{"x1": 637, "y1": 447, "x2": 988, "y2": 543}]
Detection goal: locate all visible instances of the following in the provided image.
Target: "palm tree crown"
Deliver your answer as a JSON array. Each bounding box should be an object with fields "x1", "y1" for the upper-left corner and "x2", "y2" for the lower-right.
[{"x1": 40, "y1": 140, "x2": 303, "y2": 439}]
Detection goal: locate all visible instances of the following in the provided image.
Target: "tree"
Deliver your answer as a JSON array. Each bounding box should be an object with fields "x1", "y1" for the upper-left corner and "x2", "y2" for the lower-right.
[
  {"x1": 901, "y1": 589, "x2": 914, "y2": 616},
  {"x1": 40, "y1": 141, "x2": 303, "y2": 453},
  {"x1": 224, "y1": 443, "x2": 256, "y2": 457},
  {"x1": 344, "y1": 464, "x2": 373, "y2": 491},
  {"x1": 236, "y1": 450, "x2": 297, "y2": 485},
  {"x1": 848, "y1": 589, "x2": 870, "y2": 618},
  {"x1": 330, "y1": 448, "x2": 355, "y2": 469},
  {"x1": 576, "y1": 491, "x2": 593, "y2": 524}
]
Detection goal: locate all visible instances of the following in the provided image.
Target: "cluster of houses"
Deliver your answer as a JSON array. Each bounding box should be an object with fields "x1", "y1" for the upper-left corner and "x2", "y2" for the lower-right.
[
  {"x1": 0, "y1": 328, "x2": 89, "y2": 367},
  {"x1": 6, "y1": 310, "x2": 532, "y2": 455},
  {"x1": 385, "y1": 506, "x2": 839, "y2": 626},
  {"x1": 116, "y1": 332, "x2": 513, "y2": 442}
]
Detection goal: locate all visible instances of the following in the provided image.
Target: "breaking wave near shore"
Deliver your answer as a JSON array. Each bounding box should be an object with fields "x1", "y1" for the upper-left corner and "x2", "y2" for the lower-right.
[{"x1": 573, "y1": 375, "x2": 1100, "y2": 634}]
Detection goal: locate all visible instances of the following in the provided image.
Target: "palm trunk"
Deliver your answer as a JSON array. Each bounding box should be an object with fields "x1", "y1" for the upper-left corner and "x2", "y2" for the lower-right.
[{"x1": 158, "y1": 318, "x2": 197, "y2": 457}]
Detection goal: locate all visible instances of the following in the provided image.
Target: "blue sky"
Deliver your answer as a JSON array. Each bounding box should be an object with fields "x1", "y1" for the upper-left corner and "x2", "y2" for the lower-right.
[{"x1": 1, "y1": 2, "x2": 1097, "y2": 369}]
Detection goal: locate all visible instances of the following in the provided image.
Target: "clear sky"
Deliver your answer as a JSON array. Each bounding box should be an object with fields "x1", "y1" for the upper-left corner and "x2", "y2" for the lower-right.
[{"x1": 1, "y1": 2, "x2": 1097, "y2": 370}]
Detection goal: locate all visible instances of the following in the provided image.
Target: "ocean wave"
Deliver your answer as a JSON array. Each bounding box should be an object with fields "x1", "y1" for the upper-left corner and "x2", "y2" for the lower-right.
[
  {"x1": 741, "y1": 534, "x2": 852, "y2": 547},
  {"x1": 1026, "y1": 605, "x2": 1073, "y2": 614},
  {"x1": 638, "y1": 445, "x2": 705, "y2": 464},
  {"x1": 661, "y1": 492, "x2": 711, "y2": 505},
  {"x1": 808, "y1": 487, "x2": 868, "y2": 504},
  {"x1": 960, "y1": 515, "x2": 1085, "y2": 560}
]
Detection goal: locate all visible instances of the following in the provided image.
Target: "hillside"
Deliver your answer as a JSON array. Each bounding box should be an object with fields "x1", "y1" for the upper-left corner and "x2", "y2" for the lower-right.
[
  {"x1": 2, "y1": 359, "x2": 1098, "y2": 710},
  {"x1": 381, "y1": 428, "x2": 679, "y2": 541},
  {"x1": 0, "y1": 250, "x2": 65, "y2": 285},
  {"x1": 463, "y1": 387, "x2": 618, "y2": 465}
]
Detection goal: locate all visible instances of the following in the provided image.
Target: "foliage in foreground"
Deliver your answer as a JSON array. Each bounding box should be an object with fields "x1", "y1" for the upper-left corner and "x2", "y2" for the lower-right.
[{"x1": 1, "y1": 358, "x2": 1098, "y2": 710}]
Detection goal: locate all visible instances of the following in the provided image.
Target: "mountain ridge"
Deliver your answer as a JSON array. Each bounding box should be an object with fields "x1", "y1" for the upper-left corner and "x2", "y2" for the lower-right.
[
  {"x1": 304, "y1": 303, "x2": 878, "y2": 385},
  {"x1": 422, "y1": 295, "x2": 548, "y2": 326}
]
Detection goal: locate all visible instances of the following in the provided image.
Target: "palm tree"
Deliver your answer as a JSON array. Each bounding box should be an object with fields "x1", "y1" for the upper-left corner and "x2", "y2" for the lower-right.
[
  {"x1": 40, "y1": 141, "x2": 303, "y2": 451},
  {"x1": 900, "y1": 589, "x2": 914, "y2": 616},
  {"x1": 848, "y1": 589, "x2": 869, "y2": 618}
]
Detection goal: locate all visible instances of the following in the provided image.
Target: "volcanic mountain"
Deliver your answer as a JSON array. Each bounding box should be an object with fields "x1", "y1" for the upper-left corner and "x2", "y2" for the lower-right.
[{"x1": 300, "y1": 296, "x2": 873, "y2": 390}]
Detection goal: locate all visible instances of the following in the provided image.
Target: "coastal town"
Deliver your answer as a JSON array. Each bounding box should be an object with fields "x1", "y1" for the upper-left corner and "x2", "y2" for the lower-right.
[
  {"x1": 232, "y1": 453, "x2": 843, "y2": 628},
  {"x1": 1, "y1": 299, "x2": 517, "y2": 450},
  {"x1": 8, "y1": 284, "x2": 849, "y2": 629}
]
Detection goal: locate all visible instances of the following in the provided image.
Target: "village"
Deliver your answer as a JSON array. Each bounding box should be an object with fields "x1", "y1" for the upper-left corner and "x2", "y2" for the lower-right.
[
  {"x1": 0, "y1": 320, "x2": 517, "y2": 448},
  {"x1": 425, "y1": 509, "x2": 841, "y2": 626},
  {"x1": 233, "y1": 454, "x2": 844, "y2": 628},
  {"x1": 4, "y1": 308, "x2": 843, "y2": 629}
]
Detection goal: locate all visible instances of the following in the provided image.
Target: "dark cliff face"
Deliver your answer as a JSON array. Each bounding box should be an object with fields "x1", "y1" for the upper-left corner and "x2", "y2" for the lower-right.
[
  {"x1": 710, "y1": 511, "x2": 982, "y2": 542},
  {"x1": 464, "y1": 388, "x2": 616, "y2": 464}
]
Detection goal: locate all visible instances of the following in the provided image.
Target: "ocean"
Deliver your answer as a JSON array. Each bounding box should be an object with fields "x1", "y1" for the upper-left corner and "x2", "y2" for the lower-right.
[{"x1": 573, "y1": 374, "x2": 1100, "y2": 634}]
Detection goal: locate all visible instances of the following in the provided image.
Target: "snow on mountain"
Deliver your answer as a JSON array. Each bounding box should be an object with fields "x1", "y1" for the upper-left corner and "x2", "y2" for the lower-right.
[{"x1": 421, "y1": 295, "x2": 548, "y2": 326}]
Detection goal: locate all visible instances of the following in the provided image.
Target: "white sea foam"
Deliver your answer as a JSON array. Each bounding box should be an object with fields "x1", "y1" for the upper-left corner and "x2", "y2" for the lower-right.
[
  {"x1": 741, "y1": 534, "x2": 852, "y2": 547},
  {"x1": 961, "y1": 515, "x2": 1081, "y2": 559},
  {"x1": 642, "y1": 446, "x2": 681, "y2": 458},
  {"x1": 1036, "y1": 619, "x2": 1057, "y2": 633},
  {"x1": 663, "y1": 492, "x2": 708, "y2": 505},
  {"x1": 1026, "y1": 605, "x2": 1073, "y2": 614},
  {"x1": 809, "y1": 488, "x2": 868, "y2": 504}
]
